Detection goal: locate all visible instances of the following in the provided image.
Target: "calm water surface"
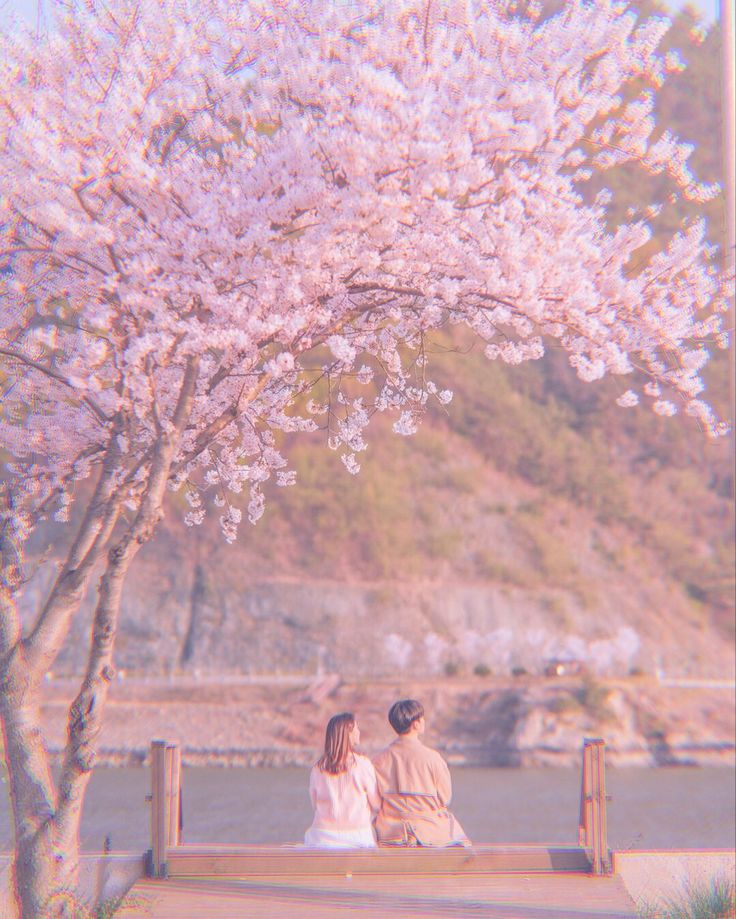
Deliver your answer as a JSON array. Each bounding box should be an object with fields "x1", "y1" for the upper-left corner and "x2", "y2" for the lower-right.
[{"x1": 1, "y1": 767, "x2": 733, "y2": 852}]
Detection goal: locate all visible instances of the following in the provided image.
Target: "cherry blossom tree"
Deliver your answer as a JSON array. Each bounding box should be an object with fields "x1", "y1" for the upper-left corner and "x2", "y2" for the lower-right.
[{"x1": 0, "y1": 0, "x2": 730, "y2": 913}]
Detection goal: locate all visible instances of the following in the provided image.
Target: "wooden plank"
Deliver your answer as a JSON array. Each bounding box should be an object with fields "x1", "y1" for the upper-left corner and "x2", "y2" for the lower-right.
[
  {"x1": 595, "y1": 741, "x2": 610, "y2": 875},
  {"x1": 590, "y1": 743, "x2": 602, "y2": 874},
  {"x1": 125, "y1": 872, "x2": 638, "y2": 917},
  {"x1": 586, "y1": 739, "x2": 610, "y2": 875},
  {"x1": 167, "y1": 744, "x2": 181, "y2": 848},
  {"x1": 579, "y1": 740, "x2": 592, "y2": 847},
  {"x1": 165, "y1": 844, "x2": 592, "y2": 878},
  {"x1": 150, "y1": 740, "x2": 167, "y2": 878}
]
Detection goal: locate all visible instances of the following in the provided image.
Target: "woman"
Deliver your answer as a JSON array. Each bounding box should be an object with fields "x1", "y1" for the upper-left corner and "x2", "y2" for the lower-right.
[{"x1": 304, "y1": 712, "x2": 380, "y2": 848}]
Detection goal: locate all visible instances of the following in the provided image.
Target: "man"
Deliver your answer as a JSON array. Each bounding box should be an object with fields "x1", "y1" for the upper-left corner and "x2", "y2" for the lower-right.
[{"x1": 372, "y1": 699, "x2": 470, "y2": 847}]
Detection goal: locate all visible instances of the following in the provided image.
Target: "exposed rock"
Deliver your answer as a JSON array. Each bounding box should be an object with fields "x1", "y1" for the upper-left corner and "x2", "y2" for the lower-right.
[{"x1": 33, "y1": 676, "x2": 736, "y2": 769}]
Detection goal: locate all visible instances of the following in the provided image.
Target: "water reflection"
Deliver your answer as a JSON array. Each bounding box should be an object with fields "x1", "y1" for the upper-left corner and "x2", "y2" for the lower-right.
[{"x1": 0, "y1": 766, "x2": 733, "y2": 852}]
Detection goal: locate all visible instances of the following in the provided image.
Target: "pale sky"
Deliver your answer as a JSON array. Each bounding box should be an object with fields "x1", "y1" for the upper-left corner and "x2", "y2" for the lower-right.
[{"x1": 0, "y1": 0, "x2": 723, "y2": 29}]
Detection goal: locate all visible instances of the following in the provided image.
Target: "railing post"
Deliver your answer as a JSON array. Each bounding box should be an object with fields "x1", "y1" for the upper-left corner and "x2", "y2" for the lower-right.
[
  {"x1": 578, "y1": 741, "x2": 591, "y2": 848},
  {"x1": 578, "y1": 738, "x2": 611, "y2": 875},
  {"x1": 150, "y1": 740, "x2": 167, "y2": 878},
  {"x1": 167, "y1": 743, "x2": 182, "y2": 848},
  {"x1": 147, "y1": 740, "x2": 182, "y2": 877}
]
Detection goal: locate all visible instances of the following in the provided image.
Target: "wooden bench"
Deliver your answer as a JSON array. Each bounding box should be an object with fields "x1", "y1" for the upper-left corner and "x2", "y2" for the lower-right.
[
  {"x1": 146, "y1": 738, "x2": 610, "y2": 880},
  {"x1": 163, "y1": 843, "x2": 592, "y2": 878}
]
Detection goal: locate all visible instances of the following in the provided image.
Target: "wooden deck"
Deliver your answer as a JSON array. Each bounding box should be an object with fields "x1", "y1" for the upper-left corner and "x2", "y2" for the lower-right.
[
  {"x1": 125, "y1": 871, "x2": 638, "y2": 917},
  {"x1": 122, "y1": 845, "x2": 638, "y2": 917},
  {"x1": 129, "y1": 740, "x2": 630, "y2": 915}
]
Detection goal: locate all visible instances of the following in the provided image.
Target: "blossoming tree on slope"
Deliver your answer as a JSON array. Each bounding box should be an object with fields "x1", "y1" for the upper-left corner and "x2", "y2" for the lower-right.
[{"x1": 0, "y1": 0, "x2": 731, "y2": 914}]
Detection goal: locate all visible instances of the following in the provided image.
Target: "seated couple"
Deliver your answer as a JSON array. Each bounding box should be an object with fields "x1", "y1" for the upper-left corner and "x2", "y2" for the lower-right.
[{"x1": 304, "y1": 699, "x2": 470, "y2": 848}]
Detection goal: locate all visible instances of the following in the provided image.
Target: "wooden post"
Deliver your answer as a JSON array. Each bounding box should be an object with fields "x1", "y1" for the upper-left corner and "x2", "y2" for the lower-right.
[
  {"x1": 167, "y1": 743, "x2": 182, "y2": 848},
  {"x1": 148, "y1": 740, "x2": 182, "y2": 876},
  {"x1": 150, "y1": 740, "x2": 168, "y2": 878},
  {"x1": 578, "y1": 738, "x2": 610, "y2": 875}
]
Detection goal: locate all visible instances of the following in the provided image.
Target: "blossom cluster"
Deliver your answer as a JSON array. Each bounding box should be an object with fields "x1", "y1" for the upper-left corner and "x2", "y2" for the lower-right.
[{"x1": 0, "y1": 0, "x2": 729, "y2": 546}]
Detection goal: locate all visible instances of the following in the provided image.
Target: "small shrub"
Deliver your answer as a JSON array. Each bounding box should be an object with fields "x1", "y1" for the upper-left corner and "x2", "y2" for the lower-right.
[
  {"x1": 664, "y1": 876, "x2": 736, "y2": 919},
  {"x1": 425, "y1": 527, "x2": 462, "y2": 560},
  {"x1": 474, "y1": 552, "x2": 534, "y2": 587},
  {"x1": 444, "y1": 661, "x2": 462, "y2": 677},
  {"x1": 473, "y1": 663, "x2": 492, "y2": 677},
  {"x1": 543, "y1": 594, "x2": 567, "y2": 617},
  {"x1": 511, "y1": 666, "x2": 528, "y2": 678},
  {"x1": 575, "y1": 678, "x2": 615, "y2": 723},
  {"x1": 548, "y1": 693, "x2": 582, "y2": 715},
  {"x1": 638, "y1": 875, "x2": 736, "y2": 919}
]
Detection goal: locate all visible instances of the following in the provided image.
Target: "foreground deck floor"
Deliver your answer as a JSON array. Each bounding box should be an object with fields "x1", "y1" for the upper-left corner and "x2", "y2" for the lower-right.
[{"x1": 124, "y1": 872, "x2": 638, "y2": 917}]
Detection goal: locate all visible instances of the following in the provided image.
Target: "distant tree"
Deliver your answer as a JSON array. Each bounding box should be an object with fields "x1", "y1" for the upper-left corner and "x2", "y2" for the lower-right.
[{"x1": 0, "y1": 0, "x2": 730, "y2": 914}]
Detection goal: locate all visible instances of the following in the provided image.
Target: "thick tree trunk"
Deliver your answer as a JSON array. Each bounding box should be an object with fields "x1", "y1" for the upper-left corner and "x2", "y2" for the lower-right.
[
  {"x1": 1, "y1": 360, "x2": 200, "y2": 915},
  {"x1": 1, "y1": 502, "x2": 55, "y2": 916},
  {"x1": 0, "y1": 583, "x2": 57, "y2": 917},
  {"x1": 54, "y1": 531, "x2": 149, "y2": 885},
  {"x1": 1, "y1": 463, "x2": 121, "y2": 916}
]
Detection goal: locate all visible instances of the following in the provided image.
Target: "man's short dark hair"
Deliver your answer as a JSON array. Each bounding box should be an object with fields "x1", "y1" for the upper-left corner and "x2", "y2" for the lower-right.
[{"x1": 388, "y1": 699, "x2": 424, "y2": 735}]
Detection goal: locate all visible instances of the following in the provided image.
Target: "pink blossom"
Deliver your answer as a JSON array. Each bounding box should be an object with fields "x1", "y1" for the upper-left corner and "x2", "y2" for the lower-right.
[{"x1": 0, "y1": 0, "x2": 729, "y2": 546}]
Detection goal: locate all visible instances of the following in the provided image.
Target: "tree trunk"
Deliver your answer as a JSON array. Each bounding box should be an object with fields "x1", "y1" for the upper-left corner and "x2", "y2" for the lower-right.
[
  {"x1": 1, "y1": 359, "x2": 200, "y2": 915},
  {"x1": 1, "y1": 464, "x2": 122, "y2": 916},
  {"x1": 0, "y1": 634, "x2": 58, "y2": 917},
  {"x1": 52, "y1": 357, "x2": 201, "y2": 892},
  {"x1": 54, "y1": 531, "x2": 149, "y2": 885},
  {"x1": 1, "y1": 500, "x2": 58, "y2": 917}
]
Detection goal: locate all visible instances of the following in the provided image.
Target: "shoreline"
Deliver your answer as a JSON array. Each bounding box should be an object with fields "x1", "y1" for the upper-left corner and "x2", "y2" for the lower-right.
[
  {"x1": 20, "y1": 675, "x2": 734, "y2": 772},
  {"x1": 40, "y1": 743, "x2": 736, "y2": 770}
]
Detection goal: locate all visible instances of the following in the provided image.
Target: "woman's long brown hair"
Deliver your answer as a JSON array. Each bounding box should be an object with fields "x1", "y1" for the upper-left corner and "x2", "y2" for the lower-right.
[{"x1": 316, "y1": 712, "x2": 355, "y2": 775}]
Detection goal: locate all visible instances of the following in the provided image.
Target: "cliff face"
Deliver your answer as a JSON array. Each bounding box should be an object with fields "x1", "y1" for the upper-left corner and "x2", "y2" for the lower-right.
[{"x1": 42, "y1": 571, "x2": 733, "y2": 681}]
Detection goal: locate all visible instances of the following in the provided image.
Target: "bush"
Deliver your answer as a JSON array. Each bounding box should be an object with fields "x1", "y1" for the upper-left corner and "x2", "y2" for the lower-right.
[
  {"x1": 638, "y1": 875, "x2": 736, "y2": 919},
  {"x1": 548, "y1": 693, "x2": 582, "y2": 715},
  {"x1": 575, "y1": 678, "x2": 615, "y2": 723},
  {"x1": 473, "y1": 663, "x2": 492, "y2": 677},
  {"x1": 511, "y1": 666, "x2": 528, "y2": 678}
]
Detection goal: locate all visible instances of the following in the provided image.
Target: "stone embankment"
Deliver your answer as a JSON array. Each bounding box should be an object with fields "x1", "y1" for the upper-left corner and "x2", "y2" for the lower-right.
[{"x1": 32, "y1": 674, "x2": 735, "y2": 769}]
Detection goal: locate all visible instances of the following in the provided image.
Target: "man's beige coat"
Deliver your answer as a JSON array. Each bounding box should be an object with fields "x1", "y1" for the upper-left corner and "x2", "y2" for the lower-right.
[{"x1": 372, "y1": 734, "x2": 469, "y2": 846}]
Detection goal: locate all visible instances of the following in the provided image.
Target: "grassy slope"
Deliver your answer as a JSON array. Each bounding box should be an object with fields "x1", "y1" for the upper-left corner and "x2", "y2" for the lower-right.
[{"x1": 236, "y1": 332, "x2": 733, "y2": 601}]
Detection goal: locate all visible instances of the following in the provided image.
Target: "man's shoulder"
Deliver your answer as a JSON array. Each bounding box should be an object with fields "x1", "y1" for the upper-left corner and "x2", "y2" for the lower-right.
[
  {"x1": 371, "y1": 743, "x2": 395, "y2": 765},
  {"x1": 374, "y1": 738, "x2": 444, "y2": 763},
  {"x1": 414, "y1": 741, "x2": 446, "y2": 765}
]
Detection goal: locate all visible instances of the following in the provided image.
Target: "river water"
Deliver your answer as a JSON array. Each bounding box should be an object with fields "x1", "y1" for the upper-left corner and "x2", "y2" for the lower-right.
[{"x1": 1, "y1": 767, "x2": 734, "y2": 852}]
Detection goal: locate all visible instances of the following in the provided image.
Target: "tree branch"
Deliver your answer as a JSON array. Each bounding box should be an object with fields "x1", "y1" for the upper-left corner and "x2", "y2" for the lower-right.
[
  {"x1": 0, "y1": 346, "x2": 110, "y2": 426},
  {"x1": 23, "y1": 431, "x2": 127, "y2": 675},
  {"x1": 54, "y1": 356, "x2": 201, "y2": 859}
]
